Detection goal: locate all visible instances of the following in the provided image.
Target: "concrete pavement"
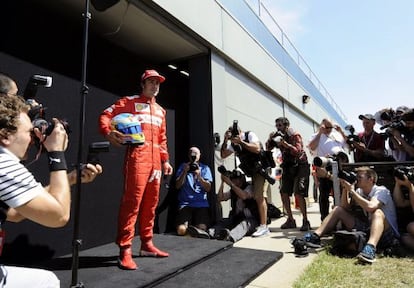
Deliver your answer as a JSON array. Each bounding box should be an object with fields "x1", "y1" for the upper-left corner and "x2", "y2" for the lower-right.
[{"x1": 235, "y1": 201, "x2": 323, "y2": 287}]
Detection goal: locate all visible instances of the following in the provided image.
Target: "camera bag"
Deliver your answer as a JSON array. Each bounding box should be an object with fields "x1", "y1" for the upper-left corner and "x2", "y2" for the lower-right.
[{"x1": 330, "y1": 230, "x2": 367, "y2": 257}]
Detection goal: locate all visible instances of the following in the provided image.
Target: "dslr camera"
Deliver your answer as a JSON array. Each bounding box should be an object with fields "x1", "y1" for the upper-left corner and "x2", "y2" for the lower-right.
[
  {"x1": 268, "y1": 131, "x2": 285, "y2": 147},
  {"x1": 217, "y1": 165, "x2": 232, "y2": 177},
  {"x1": 230, "y1": 120, "x2": 243, "y2": 153},
  {"x1": 313, "y1": 151, "x2": 349, "y2": 169},
  {"x1": 393, "y1": 166, "x2": 414, "y2": 182},
  {"x1": 337, "y1": 170, "x2": 357, "y2": 183},
  {"x1": 23, "y1": 75, "x2": 70, "y2": 146},
  {"x1": 344, "y1": 125, "x2": 361, "y2": 147},
  {"x1": 188, "y1": 151, "x2": 199, "y2": 172}
]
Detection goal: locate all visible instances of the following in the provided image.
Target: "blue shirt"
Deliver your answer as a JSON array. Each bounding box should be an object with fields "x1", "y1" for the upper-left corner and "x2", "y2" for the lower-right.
[{"x1": 176, "y1": 162, "x2": 212, "y2": 209}]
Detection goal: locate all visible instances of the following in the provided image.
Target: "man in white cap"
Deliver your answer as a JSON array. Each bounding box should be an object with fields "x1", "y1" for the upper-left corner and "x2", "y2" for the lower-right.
[
  {"x1": 99, "y1": 69, "x2": 173, "y2": 270},
  {"x1": 308, "y1": 118, "x2": 348, "y2": 221}
]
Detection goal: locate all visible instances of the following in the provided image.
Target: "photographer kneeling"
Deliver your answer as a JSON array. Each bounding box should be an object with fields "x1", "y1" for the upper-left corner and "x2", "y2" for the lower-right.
[
  {"x1": 175, "y1": 147, "x2": 213, "y2": 238},
  {"x1": 0, "y1": 95, "x2": 102, "y2": 287}
]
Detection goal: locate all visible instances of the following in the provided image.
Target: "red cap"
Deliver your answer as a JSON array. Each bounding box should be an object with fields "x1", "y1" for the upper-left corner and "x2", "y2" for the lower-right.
[{"x1": 141, "y1": 69, "x2": 165, "y2": 83}]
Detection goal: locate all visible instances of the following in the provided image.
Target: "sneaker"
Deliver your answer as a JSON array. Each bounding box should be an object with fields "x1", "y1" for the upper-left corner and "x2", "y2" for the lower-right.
[
  {"x1": 300, "y1": 220, "x2": 311, "y2": 231},
  {"x1": 187, "y1": 225, "x2": 211, "y2": 239},
  {"x1": 252, "y1": 224, "x2": 270, "y2": 237},
  {"x1": 118, "y1": 247, "x2": 137, "y2": 270},
  {"x1": 303, "y1": 232, "x2": 321, "y2": 248},
  {"x1": 357, "y1": 244, "x2": 376, "y2": 263},
  {"x1": 140, "y1": 241, "x2": 169, "y2": 257},
  {"x1": 281, "y1": 218, "x2": 297, "y2": 229}
]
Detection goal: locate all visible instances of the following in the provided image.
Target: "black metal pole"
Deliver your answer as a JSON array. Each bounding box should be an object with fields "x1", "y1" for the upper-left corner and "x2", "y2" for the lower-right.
[{"x1": 71, "y1": 0, "x2": 90, "y2": 287}]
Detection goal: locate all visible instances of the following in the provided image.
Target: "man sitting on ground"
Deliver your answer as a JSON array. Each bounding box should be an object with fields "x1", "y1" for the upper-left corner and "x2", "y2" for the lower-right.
[{"x1": 302, "y1": 166, "x2": 399, "y2": 263}]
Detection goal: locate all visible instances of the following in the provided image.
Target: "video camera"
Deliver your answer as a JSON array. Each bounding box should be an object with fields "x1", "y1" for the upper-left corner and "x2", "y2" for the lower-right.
[
  {"x1": 393, "y1": 166, "x2": 414, "y2": 183},
  {"x1": 378, "y1": 108, "x2": 407, "y2": 134},
  {"x1": 86, "y1": 141, "x2": 110, "y2": 165},
  {"x1": 23, "y1": 75, "x2": 70, "y2": 147}
]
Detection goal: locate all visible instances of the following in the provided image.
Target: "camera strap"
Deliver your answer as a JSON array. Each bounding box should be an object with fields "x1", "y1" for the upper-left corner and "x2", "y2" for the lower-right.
[{"x1": 24, "y1": 144, "x2": 44, "y2": 168}]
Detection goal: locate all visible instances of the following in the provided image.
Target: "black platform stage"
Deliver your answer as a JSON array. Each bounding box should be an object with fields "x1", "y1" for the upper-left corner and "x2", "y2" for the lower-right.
[{"x1": 38, "y1": 234, "x2": 282, "y2": 287}]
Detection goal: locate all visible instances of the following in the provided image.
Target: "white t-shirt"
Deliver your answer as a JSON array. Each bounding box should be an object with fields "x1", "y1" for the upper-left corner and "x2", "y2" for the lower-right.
[{"x1": 309, "y1": 131, "x2": 346, "y2": 157}]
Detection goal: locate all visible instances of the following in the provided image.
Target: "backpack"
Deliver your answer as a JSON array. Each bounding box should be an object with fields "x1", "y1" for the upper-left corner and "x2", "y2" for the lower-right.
[
  {"x1": 267, "y1": 203, "x2": 282, "y2": 220},
  {"x1": 330, "y1": 230, "x2": 367, "y2": 257},
  {"x1": 237, "y1": 132, "x2": 275, "y2": 177}
]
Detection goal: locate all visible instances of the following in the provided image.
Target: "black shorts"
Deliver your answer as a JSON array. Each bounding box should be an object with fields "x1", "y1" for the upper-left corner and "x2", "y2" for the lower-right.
[
  {"x1": 280, "y1": 163, "x2": 310, "y2": 197},
  {"x1": 175, "y1": 206, "x2": 210, "y2": 227}
]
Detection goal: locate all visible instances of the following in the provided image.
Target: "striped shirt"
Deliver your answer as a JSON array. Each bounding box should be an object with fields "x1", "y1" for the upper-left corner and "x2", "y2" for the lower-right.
[{"x1": 0, "y1": 147, "x2": 42, "y2": 208}]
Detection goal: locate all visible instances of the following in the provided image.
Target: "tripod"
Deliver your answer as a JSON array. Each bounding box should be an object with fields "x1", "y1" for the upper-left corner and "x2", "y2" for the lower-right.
[{"x1": 71, "y1": 0, "x2": 91, "y2": 287}]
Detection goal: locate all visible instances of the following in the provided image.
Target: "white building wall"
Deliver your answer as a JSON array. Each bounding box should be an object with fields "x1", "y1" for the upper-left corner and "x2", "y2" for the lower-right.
[{"x1": 154, "y1": 0, "x2": 336, "y2": 212}]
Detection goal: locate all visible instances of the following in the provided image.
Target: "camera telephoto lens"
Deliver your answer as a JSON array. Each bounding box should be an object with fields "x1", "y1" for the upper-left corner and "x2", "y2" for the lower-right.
[{"x1": 338, "y1": 170, "x2": 357, "y2": 183}]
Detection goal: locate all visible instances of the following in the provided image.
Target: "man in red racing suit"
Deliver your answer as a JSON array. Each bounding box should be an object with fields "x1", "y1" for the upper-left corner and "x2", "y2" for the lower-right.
[{"x1": 99, "y1": 70, "x2": 173, "y2": 270}]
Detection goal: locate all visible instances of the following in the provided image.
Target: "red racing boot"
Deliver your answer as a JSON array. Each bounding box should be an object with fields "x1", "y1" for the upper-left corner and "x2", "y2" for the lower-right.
[
  {"x1": 140, "y1": 241, "x2": 169, "y2": 257},
  {"x1": 118, "y1": 247, "x2": 137, "y2": 270}
]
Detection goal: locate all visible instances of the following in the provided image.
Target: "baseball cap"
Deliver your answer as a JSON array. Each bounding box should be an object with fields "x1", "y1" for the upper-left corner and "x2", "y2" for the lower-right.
[
  {"x1": 141, "y1": 69, "x2": 165, "y2": 83},
  {"x1": 358, "y1": 114, "x2": 375, "y2": 121}
]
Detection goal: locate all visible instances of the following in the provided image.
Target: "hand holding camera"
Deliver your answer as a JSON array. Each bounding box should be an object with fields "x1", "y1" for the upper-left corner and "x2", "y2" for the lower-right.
[
  {"x1": 267, "y1": 131, "x2": 285, "y2": 149},
  {"x1": 36, "y1": 118, "x2": 69, "y2": 152},
  {"x1": 23, "y1": 74, "x2": 71, "y2": 151},
  {"x1": 188, "y1": 151, "x2": 199, "y2": 173}
]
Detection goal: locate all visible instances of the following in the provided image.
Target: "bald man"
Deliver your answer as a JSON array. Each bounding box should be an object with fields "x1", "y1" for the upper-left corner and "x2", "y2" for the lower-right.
[{"x1": 175, "y1": 146, "x2": 213, "y2": 238}]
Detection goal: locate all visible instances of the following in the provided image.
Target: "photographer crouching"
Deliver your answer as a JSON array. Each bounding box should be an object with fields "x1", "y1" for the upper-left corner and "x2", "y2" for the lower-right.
[
  {"x1": 266, "y1": 117, "x2": 311, "y2": 231},
  {"x1": 175, "y1": 147, "x2": 213, "y2": 238},
  {"x1": 0, "y1": 74, "x2": 102, "y2": 287},
  {"x1": 221, "y1": 121, "x2": 271, "y2": 237}
]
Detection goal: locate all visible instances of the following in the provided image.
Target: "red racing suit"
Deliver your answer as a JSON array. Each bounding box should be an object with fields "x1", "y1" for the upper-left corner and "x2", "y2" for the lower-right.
[{"x1": 99, "y1": 94, "x2": 169, "y2": 248}]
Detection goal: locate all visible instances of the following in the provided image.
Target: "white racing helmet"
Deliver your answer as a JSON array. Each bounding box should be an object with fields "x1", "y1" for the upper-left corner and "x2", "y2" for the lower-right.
[{"x1": 111, "y1": 113, "x2": 145, "y2": 145}]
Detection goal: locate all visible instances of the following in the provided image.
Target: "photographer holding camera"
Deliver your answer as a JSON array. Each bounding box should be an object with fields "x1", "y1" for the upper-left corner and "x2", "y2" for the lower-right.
[
  {"x1": 392, "y1": 172, "x2": 414, "y2": 250},
  {"x1": 0, "y1": 95, "x2": 102, "y2": 287},
  {"x1": 208, "y1": 168, "x2": 259, "y2": 242},
  {"x1": 301, "y1": 166, "x2": 399, "y2": 264},
  {"x1": 308, "y1": 118, "x2": 347, "y2": 221},
  {"x1": 221, "y1": 122, "x2": 270, "y2": 237},
  {"x1": 386, "y1": 109, "x2": 414, "y2": 161},
  {"x1": 175, "y1": 146, "x2": 212, "y2": 238},
  {"x1": 352, "y1": 114, "x2": 386, "y2": 162},
  {"x1": 267, "y1": 117, "x2": 311, "y2": 231}
]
